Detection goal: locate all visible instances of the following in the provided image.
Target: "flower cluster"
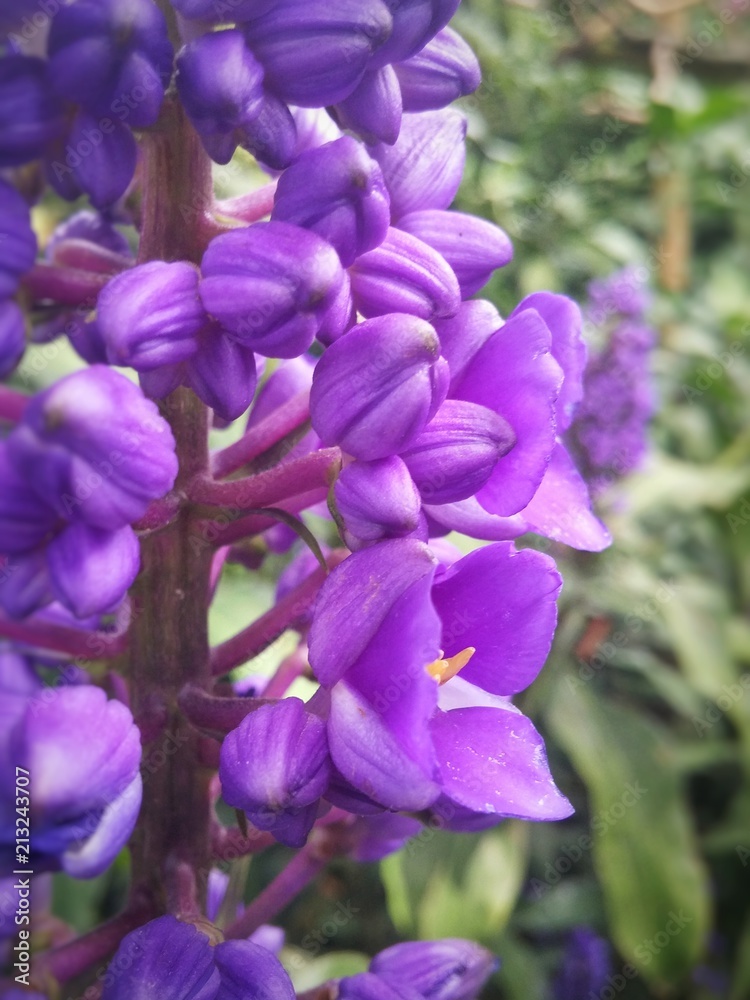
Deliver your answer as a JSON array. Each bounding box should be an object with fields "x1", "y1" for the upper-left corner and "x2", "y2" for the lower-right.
[
  {"x1": 568, "y1": 267, "x2": 655, "y2": 495},
  {"x1": 0, "y1": 1, "x2": 626, "y2": 997}
]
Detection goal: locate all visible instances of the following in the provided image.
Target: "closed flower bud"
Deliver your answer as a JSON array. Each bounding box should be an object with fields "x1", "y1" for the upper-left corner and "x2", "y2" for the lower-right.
[
  {"x1": 200, "y1": 221, "x2": 347, "y2": 358},
  {"x1": 333, "y1": 456, "x2": 422, "y2": 546},
  {"x1": 47, "y1": 0, "x2": 172, "y2": 128},
  {"x1": 97, "y1": 260, "x2": 204, "y2": 370},
  {"x1": 47, "y1": 522, "x2": 140, "y2": 618},
  {"x1": 350, "y1": 227, "x2": 460, "y2": 321},
  {"x1": 0, "y1": 300, "x2": 26, "y2": 379},
  {"x1": 45, "y1": 209, "x2": 131, "y2": 261},
  {"x1": 369, "y1": 109, "x2": 466, "y2": 221},
  {"x1": 176, "y1": 29, "x2": 266, "y2": 166},
  {"x1": 244, "y1": 0, "x2": 393, "y2": 107},
  {"x1": 220, "y1": 698, "x2": 331, "y2": 848},
  {"x1": 311, "y1": 313, "x2": 448, "y2": 461},
  {"x1": 7, "y1": 366, "x2": 178, "y2": 532},
  {"x1": 185, "y1": 324, "x2": 258, "y2": 422},
  {"x1": 7, "y1": 684, "x2": 142, "y2": 876},
  {"x1": 400, "y1": 399, "x2": 515, "y2": 504},
  {"x1": 335, "y1": 65, "x2": 403, "y2": 146},
  {"x1": 369, "y1": 939, "x2": 498, "y2": 1000},
  {"x1": 171, "y1": 0, "x2": 278, "y2": 20},
  {"x1": 0, "y1": 55, "x2": 64, "y2": 167},
  {"x1": 272, "y1": 136, "x2": 390, "y2": 267},
  {"x1": 45, "y1": 111, "x2": 138, "y2": 211},
  {"x1": 0, "y1": 442, "x2": 59, "y2": 556},
  {"x1": 0, "y1": 180, "x2": 36, "y2": 298},
  {"x1": 371, "y1": 0, "x2": 461, "y2": 68},
  {"x1": 397, "y1": 209, "x2": 512, "y2": 298},
  {"x1": 395, "y1": 28, "x2": 481, "y2": 112}
]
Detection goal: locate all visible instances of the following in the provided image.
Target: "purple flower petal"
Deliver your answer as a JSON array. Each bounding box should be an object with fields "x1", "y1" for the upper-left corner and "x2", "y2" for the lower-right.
[
  {"x1": 214, "y1": 939, "x2": 295, "y2": 1000},
  {"x1": 333, "y1": 457, "x2": 422, "y2": 546},
  {"x1": 244, "y1": 0, "x2": 393, "y2": 107},
  {"x1": 46, "y1": 111, "x2": 138, "y2": 211},
  {"x1": 271, "y1": 136, "x2": 390, "y2": 267},
  {"x1": 0, "y1": 55, "x2": 64, "y2": 167},
  {"x1": 433, "y1": 300, "x2": 502, "y2": 393},
  {"x1": 47, "y1": 522, "x2": 140, "y2": 618},
  {"x1": 220, "y1": 699, "x2": 330, "y2": 847},
  {"x1": 431, "y1": 542, "x2": 561, "y2": 695},
  {"x1": 62, "y1": 771, "x2": 142, "y2": 878},
  {"x1": 335, "y1": 65, "x2": 403, "y2": 146},
  {"x1": 311, "y1": 314, "x2": 448, "y2": 461},
  {"x1": 309, "y1": 538, "x2": 438, "y2": 688},
  {"x1": 430, "y1": 707, "x2": 573, "y2": 821},
  {"x1": 8, "y1": 366, "x2": 178, "y2": 532},
  {"x1": 369, "y1": 109, "x2": 466, "y2": 221},
  {"x1": 517, "y1": 442, "x2": 611, "y2": 551},
  {"x1": 370, "y1": 0, "x2": 461, "y2": 68},
  {"x1": 102, "y1": 915, "x2": 221, "y2": 1000},
  {"x1": 454, "y1": 308, "x2": 563, "y2": 517},
  {"x1": 176, "y1": 30, "x2": 265, "y2": 166},
  {"x1": 395, "y1": 28, "x2": 481, "y2": 112},
  {"x1": 397, "y1": 210, "x2": 512, "y2": 298},
  {"x1": 0, "y1": 179, "x2": 36, "y2": 298},
  {"x1": 370, "y1": 939, "x2": 497, "y2": 1000},
  {"x1": 350, "y1": 227, "x2": 460, "y2": 322},
  {"x1": 97, "y1": 261, "x2": 204, "y2": 371},
  {"x1": 513, "y1": 292, "x2": 585, "y2": 432},
  {"x1": 401, "y1": 399, "x2": 514, "y2": 505},
  {"x1": 200, "y1": 222, "x2": 346, "y2": 358},
  {"x1": 186, "y1": 326, "x2": 258, "y2": 422}
]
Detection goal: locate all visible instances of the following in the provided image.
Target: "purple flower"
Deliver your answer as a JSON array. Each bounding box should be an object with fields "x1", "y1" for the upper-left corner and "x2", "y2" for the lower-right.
[
  {"x1": 45, "y1": 110, "x2": 139, "y2": 211},
  {"x1": 0, "y1": 301, "x2": 26, "y2": 379},
  {"x1": 368, "y1": 938, "x2": 497, "y2": 1000},
  {"x1": 199, "y1": 222, "x2": 349, "y2": 357},
  {"x1": 553, "y1": 927, "x2": 612, "y2": 1000},
  {"x1": 176, "y1": 30, "x2": 267, "y2": 166},
  {"x1": 334, "y1": 65, "x2": 403, "y2": 146},
  {"x1": 311, "y1": 313, "x2": 449, "y2": 461},
  {"x1": 45, "y1": 209, "x2": 132, "y2": 260},
  {"x1": 568, "y1": 275, "x2": 655, "y2": 493},
  {"x1": 349, "y1": 227, "x2": 461, "y2": 322},
  {"x1": 271, "y1": 136, "x2": 391, "y2": 267},
  {"x1": 47, "y1": 0, "x2": 172, "y2": 128},
  {"x1": 101, "y1": 914, "x2": 295, "y2": 1000},
  {"x1": 587, "y1": 266, "x2": 651, "y2": 320},
  {"x1": 395, "y1": 27, "x2": 481, "y2": 112},
  {"x1": 397, "y1": 210, "x2": 513, "y2": 298},
  {"x1": 0, "y1": 180, "x2": 36, "y2": 298},
  {"x1": 97, "y1": 261, "x2": 205, "y2": 370},
  {"x1": 0, "y1": 55, "x2": 64, "y2": 167},
  {"x1": 333, "y1": 457, "x2": 423, "y2": 548},
  {"x1": 220, "y1": 698, "x2": 331, "y2": 847},
  {"x1": 307, "y1": 538, "x2": 572, "y2": 823},
  {"x1": 243, "y1": 0, "x2": 393, "y2": 108},
  {"x1": 0, "y1": 683, "x2": 142, "y2": 877},
  {"x1": 369, "y1": 109, "x2": 466, "y2": 221},
  {"x1": 370, "y1": 0, "x2": 461, "y2": 68},
  {"x1": 6, "y1": 366, "x2": 178, "y2": 532}
]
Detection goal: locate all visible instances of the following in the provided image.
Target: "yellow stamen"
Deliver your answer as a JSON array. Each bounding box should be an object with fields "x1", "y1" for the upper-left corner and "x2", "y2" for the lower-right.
[{"x1": 426, "y1": 646, "x2": 476, "y2": 685}]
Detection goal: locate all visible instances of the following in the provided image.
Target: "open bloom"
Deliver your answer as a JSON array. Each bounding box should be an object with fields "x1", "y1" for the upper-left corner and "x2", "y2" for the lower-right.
[
  {"x1": 0, "y1": 671, "x2": 142, "y2": 878},
  {"x1": 220, "y1": 537, "x2": 572, "y2": 844}
]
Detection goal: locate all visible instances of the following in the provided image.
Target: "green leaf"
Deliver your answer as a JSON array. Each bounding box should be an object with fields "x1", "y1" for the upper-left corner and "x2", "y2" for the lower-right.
[
  {"x1": 547, "y1": 678, "x2": 711, "y2": 985},
  {"x1": 380, "y1": 852, "x2": 415, "y2": 936}
]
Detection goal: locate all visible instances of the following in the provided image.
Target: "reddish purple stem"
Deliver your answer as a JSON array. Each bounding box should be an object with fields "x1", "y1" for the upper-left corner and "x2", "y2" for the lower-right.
[
  {"x1": 191, "y1": 447, "x2": 340, "y2": 514},
  {"x1": 178, "y1": 683, "x2": 272, "y2": 732},
  {"x1": 37, "y1": 905, "x2": 150, "y2": 986},
  {"x1": 215, "y1": 182, "x2": 277, "y2": 225},
  {"x1": 22, "y1": 262, "x2": 109, "y2": 306},
  {"x1": 225, "y1": 841, "x2": 326, "y2": 940},
  {"x1": 0, "y1": 613, "x2": 127, "y2": 659},
  {"x1": 211, "y1": 389, "x2": 311, "y2": 480},
  {"x1": 197, "y1": 487, "x2": 329, "y2": 547},
  {"x1": 0, "y1": 385, "x2": 29, "y2": 423}
]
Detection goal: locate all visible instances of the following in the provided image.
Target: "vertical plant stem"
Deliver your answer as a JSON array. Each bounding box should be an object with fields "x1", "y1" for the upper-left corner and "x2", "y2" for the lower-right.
[{"x1": 127, "y1": 4, "x2": 216, "y2": 917}]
